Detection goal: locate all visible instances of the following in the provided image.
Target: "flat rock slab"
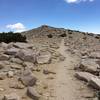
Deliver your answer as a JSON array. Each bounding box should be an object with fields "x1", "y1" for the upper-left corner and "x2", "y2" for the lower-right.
[
  {"x1": 37, "y1": 51, "x2": 51, "y2": 64},
  {"x1": 5, "y1": 47, "x2": 20, "y2": 55},
  {"x1": 75, "y1": 72, "x2": 96, "y2": 82},
  {"x1": 89, "y1": 52, "x2": 100, "y2": 59},
  {"x1": 0, "y1": 54, "x2": 9, "y2": 61},
  {"x1": 16, "y1": 49, "x2": 37, "y2": 63},
  {"x1": 13, "y1": 42, "x2": 34, "y2": 49},
  {"x1": 89, "y1": 77, "x2": 100, "y2": 90},
  {"x1": 79, "y1": 59, "x2": 100, "y2": 73},
  {"x1": 3, "y1": 93, "x2": 20, "y2": 100},
  {"x1": 20, "y1": 69, "x2": 37, "y2": 86},
  {"x1": 27, "y1": 87, "x2": 40, "y2": 100}
]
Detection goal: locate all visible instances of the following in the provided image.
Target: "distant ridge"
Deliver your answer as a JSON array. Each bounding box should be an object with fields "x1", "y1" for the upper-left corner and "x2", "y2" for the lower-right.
[{"x1": 21, "y1": 25, "x2": 100, "y2": 40}]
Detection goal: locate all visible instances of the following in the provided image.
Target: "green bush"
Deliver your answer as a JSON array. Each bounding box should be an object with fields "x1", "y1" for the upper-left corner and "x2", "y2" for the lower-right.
[{"x1": 0, "y1": 32, "x2": 27, "y2": 43}]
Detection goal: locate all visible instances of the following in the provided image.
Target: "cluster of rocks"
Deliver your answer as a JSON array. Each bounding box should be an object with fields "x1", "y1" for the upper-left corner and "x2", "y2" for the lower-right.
[
  {"x1": 0, "y1": 42, "x2": 61, "y2": 100},
  {"x1": 74, "y1": 50, "x2": 100, "y2": 99}
]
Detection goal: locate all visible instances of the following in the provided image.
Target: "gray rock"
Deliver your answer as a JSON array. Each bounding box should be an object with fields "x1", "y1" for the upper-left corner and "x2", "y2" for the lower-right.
[
  {"x1": 22, "y1": 62, "x2": 35, "y2": 70},
  {"x1": 0, "y1": 72, "x2": 7, "y2": 80},
  {"x1": 9, "y1": 82, "x2": 25, "y2": 89},
  {"x1": 89, "y1": 77, "x2": 100, "y2": 90},
  {"x1": 79, "y1": 59, "x2": 100, "y2": 74},
  {"x1": 0, "y1": 54, "x2": 9, "y2": 61},
  {"x1": 75, "y1": 72, "x2": 96, "y2": 82},
  {"x1": 7, "y1": 71, "x2": 14, "y2": 78},
  {"x1": 5, "y1": 47, "x2": 20, "y2": 55},
  {"x1": 3, "y1": 93, "x2": 20, "y2": 100},
  {"x1": 13, "y1": 42, "x2": 33, "y2": 49},
  {"x1": 10, "y1": 63, "x2": 22, "y2": 70},
  {"x1": 37, "y1": 51, "x2": 51, "y2": 64},
  {"x1": 89, "y1": 52, "x2": 100, "y2": 59},
  {"x1": 9, "y1": 58, "x2": 23, "y2": 64},
  {"x1": 27, "y1": 87, "x2": 40, "y2": 100},
  {"x1": 20, "y1": 69, "x2": 37, "y2": 86},
  {"x1": 0, "y1": 62, "x2": 5, "y2": 69},
  {"x1": 43, "y1": 69, "x2": 56, "y2": 75},
  {"x1": 16, "y1": 49, "x2": 37, "y2": 63},
  {"x1": 0, "y1": 42, "x2": 8, "y2": 49}
]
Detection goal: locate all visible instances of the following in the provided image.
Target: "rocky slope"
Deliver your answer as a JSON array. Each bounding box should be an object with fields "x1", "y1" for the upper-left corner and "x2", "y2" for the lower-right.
[{"x1": 0, "y1": 25, "x2": 100, "y2": 100}]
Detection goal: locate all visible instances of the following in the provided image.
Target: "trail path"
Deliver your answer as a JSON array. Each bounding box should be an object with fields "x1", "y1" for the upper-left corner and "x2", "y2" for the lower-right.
[{"x1": 47, "y1": 39, "x2": 93, "y2": 100}]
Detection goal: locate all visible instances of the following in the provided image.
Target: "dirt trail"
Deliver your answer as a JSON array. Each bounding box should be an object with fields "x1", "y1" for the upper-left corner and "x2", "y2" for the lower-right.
[{"x1": 48, "y1": 39, "x2": 93, "y2": 100}]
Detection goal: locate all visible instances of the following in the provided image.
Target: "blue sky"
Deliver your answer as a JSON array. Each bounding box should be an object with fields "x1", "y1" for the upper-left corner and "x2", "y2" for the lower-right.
[{"x1": 0, "y1": 0, "x2": 100, "y2": 33}]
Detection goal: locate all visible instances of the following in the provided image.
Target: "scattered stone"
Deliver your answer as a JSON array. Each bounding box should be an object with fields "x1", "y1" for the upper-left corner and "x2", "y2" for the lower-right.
[
  {"x1": 16, "y1": 49, "x2": 37, "y2": 63},
  {"x1": 5, "y1": 47, "x2": 20, "y2": 55},
  {"x1": 10, "y1": 63, "x2": 22, "y2": 70},
  {"x1": 93, "y1": 97, "x2": 98, "y2": 100},
  {"x1": 0, "y1": 42, "x2": 8, "y2": 49},
  {"x1": 75, "y1": 72, "x2": 96, "y2": 82},
  {"x1": 0, "y1": 54, "x2": 9, "y2": 61},
  {"x1": 37, "y1": 51, "x2": 51, "y2": 64},
  {"x1": 22, "y1": 62, "x2": 34, "y2": 70},
  {"x1": 0, "y1": 87, "x2": 5, "y2": 91},
  {"x1": 89, "y1": 52, "x2": 100, "y2": 59},
  {"x1": 9, "y1": 58, "x2": 23, "y2": 64},
  {"x1": 0, "y1": 72, "x2": 7, "y2": 80},
  {"x1": 59, "y1": 55, "x2": 65, "y2": 61},
  {"x1": 13, "y1": 42, "x2": 33, "y2": 49},
  {"x1": 7, "y1": 71, "x2": 14, "y2": 78},
  {"x1": 79, "y1": 59, "x2": 100, "y2": 74},
  {"x1": 89, "y1": 77, "x2": 100, "y2": 90},
  {"x1": 27, "y1": 87, "x2": 40, "y2": 100},
  {"x1": 0, "y1": 62, "x2": 5, "y2": 69},
  {"x1": 9, "y1": 82, "x2": 25, "y2": 89},
  {"x1": 3, "y1": 93, "x2": 20, "y2": 100},
  {"x1": 43, "y1": 69, "x2": 56, "y2": 75},
  {"x1": 19, "y1": 69, "x2": 37, "y2": 86}
]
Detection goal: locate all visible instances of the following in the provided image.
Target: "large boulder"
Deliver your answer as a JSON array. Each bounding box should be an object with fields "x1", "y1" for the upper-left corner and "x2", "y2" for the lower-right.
[
  {"x1": 13, "y1": 42, "x2": 33, "y2": 49},
  {"x1": 3, "y1": 93, "x2": 20, "y2": 100},
  {"x1": 27, "y1": 87, "x2": 40, "y2": 100},
  {"x1": 5, "y1": 47, "x2": 20, "y2": 55},
  {"x1": 37, "y1": 51, "x2": 51, "y2": 64},
  {"x1": 75, "y1": 72, "x2": 96, "y2": 82},
  {"x1": 79, "y1": 59, "x2": 100, "y2": 74},
  {"x1": 16, "y1": 49, "x2": 37, "y2": 63},
  {"x1": 19, "y1": 69, "x2": 37, "y2": 86}
]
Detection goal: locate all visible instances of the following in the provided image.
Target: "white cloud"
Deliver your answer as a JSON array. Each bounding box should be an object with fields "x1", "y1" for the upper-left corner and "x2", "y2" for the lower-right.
[
  {"x1": 64, "y1": 0, "x2": 94, "y2": 3},
  {"x1": 6, "y1": 23, "x2": 26, "y2": 32}
]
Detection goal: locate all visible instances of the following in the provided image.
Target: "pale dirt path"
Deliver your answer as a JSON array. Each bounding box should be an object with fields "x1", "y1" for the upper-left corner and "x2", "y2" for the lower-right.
[{"x1": 48, "y1": 39, "x2": 93, "y2": 100}]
